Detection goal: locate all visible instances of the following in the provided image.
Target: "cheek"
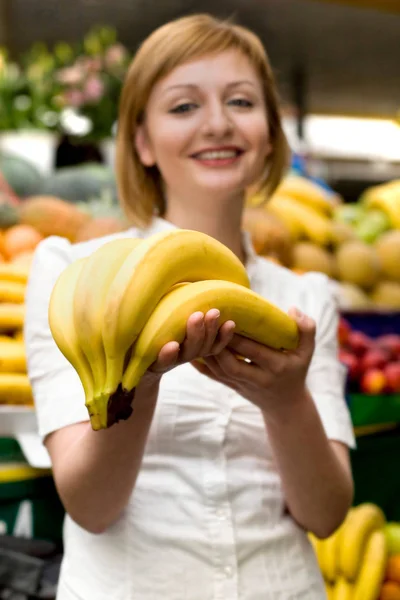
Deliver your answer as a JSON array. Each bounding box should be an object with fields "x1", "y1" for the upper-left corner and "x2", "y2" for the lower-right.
[
  {"x1": 245, "y1": 115, "x2": 271, "y2": 155},
  {"x1": 148, "y1": 119, "x2": 195, "y2": 164}
]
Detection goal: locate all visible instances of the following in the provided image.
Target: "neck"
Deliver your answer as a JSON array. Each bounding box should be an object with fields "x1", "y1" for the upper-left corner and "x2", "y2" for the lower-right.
[{"x1": 163, "y1": 191, "x2": 246, "y2": 264}]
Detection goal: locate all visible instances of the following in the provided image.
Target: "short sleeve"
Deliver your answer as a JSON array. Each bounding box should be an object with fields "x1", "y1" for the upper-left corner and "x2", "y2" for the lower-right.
[
  {"x1": 25, "y1": 236, "x2": 89, "y2": 438},
  {"x1": 303, "y1": 274, "x2": 356, "y2": 449}
]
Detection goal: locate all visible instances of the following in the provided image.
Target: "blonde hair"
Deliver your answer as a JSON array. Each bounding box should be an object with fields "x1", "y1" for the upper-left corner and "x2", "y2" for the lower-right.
[{"x1": 116, "y1": 13, "x2": 291, "y2": 227}]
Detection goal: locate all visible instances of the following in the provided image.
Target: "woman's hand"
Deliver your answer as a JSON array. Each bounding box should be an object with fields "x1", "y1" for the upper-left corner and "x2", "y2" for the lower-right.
[
  {"x1": 143, "y1": 309, "x2": 236, "y2": 383},
  {"x1": 191, "y1": 307, "x2": 317, "y2": 418}
]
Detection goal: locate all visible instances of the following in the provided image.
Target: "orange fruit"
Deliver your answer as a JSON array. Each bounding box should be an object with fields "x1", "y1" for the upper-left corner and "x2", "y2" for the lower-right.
[
  {"x1": 3, "y1": 225, "x2": 43, "y2": 260},
  {"x1": 387, "y1": 556, "x2": 400, "y2": 585},
  {"x1": 380, "y1": 581, "x2": 400, "y2": 600}
]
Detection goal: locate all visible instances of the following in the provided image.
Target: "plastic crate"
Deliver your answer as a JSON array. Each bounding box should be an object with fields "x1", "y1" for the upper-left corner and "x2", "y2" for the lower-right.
[
  {"x1": 349, "y1": 393, "x2": 400, "y2": 427},
  {"x1": 0, "y1": 438, "x2": 64, "y2": 542},
  {"x1": 351, "y1": 428, "x2": 400, "y2": 521}
]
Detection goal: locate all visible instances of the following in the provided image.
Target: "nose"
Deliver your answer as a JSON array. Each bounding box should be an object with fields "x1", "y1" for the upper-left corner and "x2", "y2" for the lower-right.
[{"x1": 201, "y1": 99, "x2": 233, "y2": 139}]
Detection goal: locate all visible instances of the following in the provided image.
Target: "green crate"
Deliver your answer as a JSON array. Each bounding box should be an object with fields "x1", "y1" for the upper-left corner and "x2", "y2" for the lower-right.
[
  {"x1": 0, "y1": 438, "x2": 65, "y2": 542},
  {"x1": 349, "y1": 393, "x2": 400, "y2": 427},
  {"x1": 351, "y1": 427, "x2": 400, "y2": 521}
]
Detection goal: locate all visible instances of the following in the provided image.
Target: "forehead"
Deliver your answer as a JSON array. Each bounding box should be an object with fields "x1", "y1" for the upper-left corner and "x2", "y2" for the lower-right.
[{"x1": 154, "y1": 50, "x2": 261, "y2": 93}]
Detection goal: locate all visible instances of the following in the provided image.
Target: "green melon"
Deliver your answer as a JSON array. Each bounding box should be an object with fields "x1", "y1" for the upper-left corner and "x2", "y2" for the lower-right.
[
  {"x1": 40, "y1": 163, "x2": 118, "y2": 204},
  {"x1": 0, "y1": 201, "x2": 20, "y2": 229},
  {"x1": 0, "y1": 152, "x2": 43, "y2": 198}
]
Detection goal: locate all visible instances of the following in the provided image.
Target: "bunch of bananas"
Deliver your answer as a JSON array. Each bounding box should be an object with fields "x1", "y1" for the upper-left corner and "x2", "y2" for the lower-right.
[
  {"x1": 49, "y1": 229, "x2": 299, "y2": 431},
  {"x1": 247, "y1": 175, "x2": 342, "y2": 247},
  {"x1": 309, "y1": 503, "x2": 388, "y2": 599},
  {"x1": 0, "y1": 263, "x2": 33, "y2": 406}
]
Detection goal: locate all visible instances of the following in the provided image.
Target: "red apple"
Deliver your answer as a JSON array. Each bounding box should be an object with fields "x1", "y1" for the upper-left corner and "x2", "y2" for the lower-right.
[
  {"x1": 347, "y1": 331, "x2": 374, "y2": 357},
  {"x1": 384, "y1": 362, "x2": 400, "y2": 394},
  {"x1": 339, "y1": 349, "x2": 361, "y2": 382},
  {"x1": 338, "y1": 318, "x2": 351, "y2": 347},
  {"x1": 375, "y1": 334, "x2": 400, "y2": 360},
  {"x1": 360, "y1": 368, "x2": 387, "y2": 395},
  {"x1": 360, "y1": 348, "x2": 391, "y2": 372}
]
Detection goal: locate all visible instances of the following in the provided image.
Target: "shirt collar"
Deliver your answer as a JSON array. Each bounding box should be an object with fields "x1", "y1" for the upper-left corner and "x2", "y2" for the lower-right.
[{"x1": 137, "y1": 216, "x2": 258, "y2": 269}]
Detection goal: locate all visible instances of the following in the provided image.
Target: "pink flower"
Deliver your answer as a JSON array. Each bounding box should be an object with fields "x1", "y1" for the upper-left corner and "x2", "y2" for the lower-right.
[
  {"x1": 57, "y1": 66, "x2": 84, "y2": 85},
  {"x1": 105, "y1": 43, "x2": 127, "y2": 69},
  {"x1": 64, "y1": 89, "x2": 84, "y2": 108},
  {"x1": 83, "y1": 76, "x2": 105, "y2": 103},
  {"x1": 77, "y1": 56, "x2": 102, "y2": 73}
]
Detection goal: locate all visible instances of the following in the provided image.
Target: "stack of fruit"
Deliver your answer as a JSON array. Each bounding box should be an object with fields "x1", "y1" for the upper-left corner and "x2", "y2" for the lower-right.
[
  {"x1": 338, "y1": 317, "x2": 400, "y2": 396},
  {"x1": 382, "y1": 524, "x2": 400, "y2": 599},
  {"x1": 48, "y1": 229, "x2": 299, "y2": 431},
  {"x1": 245, "y1": 176, "x2": 400, "y2": 311},
  {"x1": 309, "y1": 503, "x2": 388, "y2": 599},
  {"x1": 0, "y1": 228, "x2": 39, "y2": 406}
]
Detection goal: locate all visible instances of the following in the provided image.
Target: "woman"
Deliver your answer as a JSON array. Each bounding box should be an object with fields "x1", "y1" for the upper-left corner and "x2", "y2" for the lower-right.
[{"x1": 25, "y1": 14, "x2": 355, "y2": 600}]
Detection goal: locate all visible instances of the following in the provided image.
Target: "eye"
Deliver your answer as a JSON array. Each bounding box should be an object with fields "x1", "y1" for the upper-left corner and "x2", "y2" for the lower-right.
[
  {"x1": 169, "y1": 102, "x2": 197, "y2": 114},
  {"x1": 228, "y1": 98, "x2": 253, "y2": 108}
]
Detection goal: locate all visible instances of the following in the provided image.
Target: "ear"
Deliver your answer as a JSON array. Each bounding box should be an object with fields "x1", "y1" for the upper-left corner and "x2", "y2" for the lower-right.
[{"x1": 134, "y1": 124, "x2": 156, "y2": 167}]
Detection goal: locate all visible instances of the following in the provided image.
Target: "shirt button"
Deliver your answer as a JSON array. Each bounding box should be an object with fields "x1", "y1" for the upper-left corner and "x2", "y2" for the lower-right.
[
  {"x1": 224, "y1": 565, "x2": 234, "y2": 578},
  {"x1": 216, "y1": 508, "x2": 227, "y2": 520}
]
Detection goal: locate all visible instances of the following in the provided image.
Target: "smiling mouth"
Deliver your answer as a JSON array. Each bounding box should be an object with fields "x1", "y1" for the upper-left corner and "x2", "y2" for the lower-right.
[{"x1": 192, "y1": 149, "x2": 244, "y2": 160}]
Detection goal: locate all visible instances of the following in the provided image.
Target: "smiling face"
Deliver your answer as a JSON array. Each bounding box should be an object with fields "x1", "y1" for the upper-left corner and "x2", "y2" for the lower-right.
[{"x1": 135, "y1": 50, "x2": 272, "y2": 209}]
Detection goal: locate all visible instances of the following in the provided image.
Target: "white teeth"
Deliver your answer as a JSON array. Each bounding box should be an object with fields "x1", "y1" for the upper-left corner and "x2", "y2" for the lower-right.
[{"x1": 196, "y1": 150, "x2": 239, "y2": 160}]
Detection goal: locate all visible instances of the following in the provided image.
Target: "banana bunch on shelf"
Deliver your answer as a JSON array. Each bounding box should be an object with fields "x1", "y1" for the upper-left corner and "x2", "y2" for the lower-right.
[
  {"x1": 0, "y1": 263, "x2": 33, "y2": 407},
  {"x1": 49, "y1": 229, "x2": 299, "y2": 431},
  {"x1": 247, "y1": 174, "x2": 342, "y2": 248},
  {"x1": 309, "y1": 503, "x2": 388, "y2": 600}
]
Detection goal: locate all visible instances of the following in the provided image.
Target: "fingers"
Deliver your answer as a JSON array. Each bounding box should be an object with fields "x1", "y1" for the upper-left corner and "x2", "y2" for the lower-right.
[
  {"x1": 209, "y1": 320, "x2": 236, "y2": 355},
  {"x1": 288, "y1": 307, "x2": 316, "y2": 359},
  {"x1": 179, "y1": 311, "x2": 206, "y2": 363},
  {"x1": 150, "y1": 341, "x2": 180, "y2": 374}
]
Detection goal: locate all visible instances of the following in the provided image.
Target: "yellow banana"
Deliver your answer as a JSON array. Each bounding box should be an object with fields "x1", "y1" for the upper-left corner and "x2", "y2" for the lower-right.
[
  {"x1": 267, "y1": 196, "x2": 335, "y2": 246},
  {"x1": 333, "y1": 577, "x2": 353, "y2": 600},
  {"x1": 13, "y1": 330, "x2": 24, "y2": 342},
  {"x1": 338, "y1": 503, "x2": 386, "y2": 581},
  {"x1": 0, "y1": 335, "x2": 17, "y2": 343},
  {"x1": 0, "y1": 373, "x2": 33, "y2": 405},
  {"x1": 102, "y1": 230, "x2": 251, "y2": 398},
  {"x1": 0, "y1": 341, "x2": 26, "y2": 373},
  {"x1": 0, "y1": 281, "x2": 26, "y2": 304},
  {"x1": 308, "y1": 533, "x2": 325, "y2": 574},
  {"x1": 120, "y1": 279, "x2": 298, "y2": 402},
  {"x1": 48, "y1": 258, "x2": 95, "y2": 419},
  {"x1": 320, "y1": 524, "x2": 345, "y2": 584},
  {"x1": 363, "y1": 183, "x2": 400, "y2": 229},
  {"x1": 275, "y1": 175, "x2": 337, "y2": 216},
  {"x1": 265, "y1": 196, "x2": 304, "y2": 240},
  {"x1": 73, "y1": 238, "x2": 142, "y2": 398},
  {"x1": 353, "y1": 529, "x2": 388, "y2": 600},
  {"x1": 0, "y1": 304, "x2": 25, "y2": 331},
  {"x1": 0, "y1": 264, "x2": 30, "y2": 285},
  {"x1": 325, "y1": 584, "x2": 334, "y2": 600}
]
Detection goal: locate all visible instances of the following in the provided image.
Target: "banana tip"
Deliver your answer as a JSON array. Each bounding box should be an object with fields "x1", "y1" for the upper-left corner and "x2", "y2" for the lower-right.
[{"x1": 107, "y1": 384, "x2": 135, "y2": 427}]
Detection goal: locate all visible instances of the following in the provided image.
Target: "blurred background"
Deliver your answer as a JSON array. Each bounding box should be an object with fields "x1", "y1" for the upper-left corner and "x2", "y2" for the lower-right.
[{"x1": 1, "y1": 2, "x2": 400, "y2": 598}]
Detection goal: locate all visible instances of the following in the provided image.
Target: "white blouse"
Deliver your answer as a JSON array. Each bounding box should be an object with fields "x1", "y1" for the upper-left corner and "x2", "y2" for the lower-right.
[{"x1": 25, "y1": 217, "x2": 355, "y2": 600}]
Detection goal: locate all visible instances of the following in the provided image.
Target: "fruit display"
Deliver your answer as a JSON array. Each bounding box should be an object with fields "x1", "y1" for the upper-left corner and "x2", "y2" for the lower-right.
[
  {"x1": 0, "y1": 242, "x2": 37, "y2": 407},
  {"x1": 338, "y1": 316, "x2": 400, "y2": 396},
  {"x1": 245, "y1": 176, "x2": 400, "y2": 311},
  {"x1": 48, "y1": 229, "x2": 299, "y2": 431},
  {"x1": 309, "y1": 503, "x2": 389, "y2": 599}
]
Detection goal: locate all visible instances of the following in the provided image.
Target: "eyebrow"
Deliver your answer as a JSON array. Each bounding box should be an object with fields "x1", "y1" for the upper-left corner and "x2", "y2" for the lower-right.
[{"x1": 164, "y1": 80, "x2": 257, "y2": 92}]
